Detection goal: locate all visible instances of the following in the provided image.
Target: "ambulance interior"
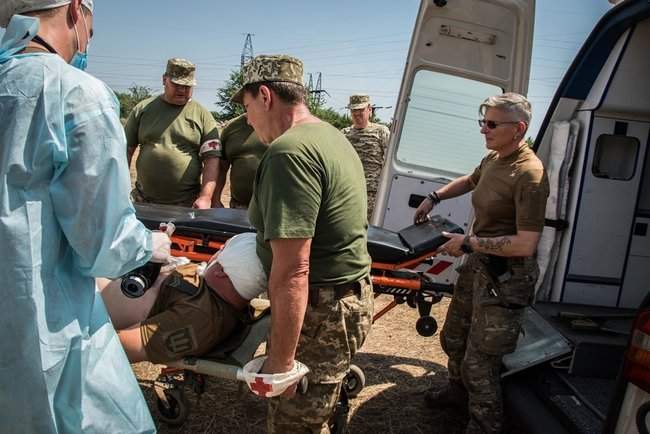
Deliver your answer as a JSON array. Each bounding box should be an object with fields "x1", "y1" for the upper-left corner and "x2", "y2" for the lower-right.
[{"x1": 503, "y1": 8, "x2": 650, "y2": 434}]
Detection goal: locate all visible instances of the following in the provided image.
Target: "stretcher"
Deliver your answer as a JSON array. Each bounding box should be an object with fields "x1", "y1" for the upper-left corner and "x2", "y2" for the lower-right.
[{"x1": 133, "y1": 203, "x2": 463, "y2": 427}]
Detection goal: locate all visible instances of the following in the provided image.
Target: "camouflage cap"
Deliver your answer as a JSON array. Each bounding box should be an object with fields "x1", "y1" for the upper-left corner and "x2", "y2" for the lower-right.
[
  {"x1": 347, "y1": 94, "x2": 371, "y2": 110},
  {"x1": 231, "y1": 54, "x2": 304, "y2": 104},
  {"x1": 165, "y1": 58, "x2": 197, "y2": 87}
]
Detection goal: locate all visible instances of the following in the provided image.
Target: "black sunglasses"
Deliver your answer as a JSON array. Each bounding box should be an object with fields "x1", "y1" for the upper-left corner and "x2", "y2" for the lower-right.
[{"x1": 478, "y1": 119, "x2": 520, "y2": 129}]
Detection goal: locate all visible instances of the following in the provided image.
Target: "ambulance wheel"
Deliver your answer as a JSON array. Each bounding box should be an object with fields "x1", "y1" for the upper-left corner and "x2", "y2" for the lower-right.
[
  {"x1": 156, "y1": 389, "x2": 189, "y2": 427},
  {"x1": 344, "y1": 364, "x2": 365, "y2": 398},
  {"x1": 416, "y1": 316, "x2": 438, "y2": 337}
]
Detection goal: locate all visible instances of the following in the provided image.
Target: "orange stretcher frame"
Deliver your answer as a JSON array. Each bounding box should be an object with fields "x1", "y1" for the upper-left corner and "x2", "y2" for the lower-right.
[{"x1": 169, "y1": 234, "x2": 452, "y2": 326}]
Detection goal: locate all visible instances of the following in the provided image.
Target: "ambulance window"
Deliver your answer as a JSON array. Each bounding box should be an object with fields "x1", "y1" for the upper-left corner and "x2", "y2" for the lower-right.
[
  {"x1": 592, "y1": 134, "x2": 639, "y2": 181},
  {"x1": 396, "y1": 70, "x2": 501, "y2": 176}
]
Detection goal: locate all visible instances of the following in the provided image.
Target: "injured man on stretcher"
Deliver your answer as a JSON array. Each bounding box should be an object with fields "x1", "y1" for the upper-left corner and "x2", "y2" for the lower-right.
[{"x1": 99, "y1": 232, "x2": 268, "y2": 363}]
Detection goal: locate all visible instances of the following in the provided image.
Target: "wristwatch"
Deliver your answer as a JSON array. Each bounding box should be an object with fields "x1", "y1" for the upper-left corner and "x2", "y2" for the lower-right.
[{"x1": 460, "y1": 235, "x2": 474, "y2": 254}]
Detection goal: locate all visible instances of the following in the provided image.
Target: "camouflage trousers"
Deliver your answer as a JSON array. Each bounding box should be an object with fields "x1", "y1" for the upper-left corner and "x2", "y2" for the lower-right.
[
  {"x1": 130, "y1": 184, "x2": 195, "y2": 208},
  {"x1": 366, "y1": 190, "x2": 377, "y2": 221},
  {"x1": 440, "y1": 253, "x2": 539, "y2": 434},
  {"x1": 267, "y1": 276, "x2": 374, "y2": 434}
]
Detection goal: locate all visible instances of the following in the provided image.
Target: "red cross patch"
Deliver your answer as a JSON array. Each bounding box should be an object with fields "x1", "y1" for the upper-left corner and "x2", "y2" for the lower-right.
[{"x1": 249, "y1": 377, "x2": 273, "y2": 397}]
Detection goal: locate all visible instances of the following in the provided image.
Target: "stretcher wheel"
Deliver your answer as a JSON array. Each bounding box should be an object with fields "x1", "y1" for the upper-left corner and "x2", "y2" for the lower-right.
[
  {"x1": 416, "y1": 316, "x2": 438, "y2": 337},
  {"x1": 407, "y1": 296, "x2": 417, "y2": 309},
  {"x1": 156, "y1": 389, "x2": 189, "y2": 427},
  {"x1": 344, "y1": 364, "x2": 366, "y2": 398}
]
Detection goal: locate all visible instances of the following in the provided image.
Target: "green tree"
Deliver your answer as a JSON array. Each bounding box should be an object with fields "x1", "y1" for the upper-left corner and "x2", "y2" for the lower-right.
[
  {"x1": 214, "y1": 70, "x2": 245, "y2": 122},
  {"x1": 312, "y1": 105, "x2": 351, "y2": 130},
  {"x1": 307, "y1": 91, "x2": 352, "y2": 130},
  {"x1": 115, "y1": 85, "x2": 152, "y2": 120}
]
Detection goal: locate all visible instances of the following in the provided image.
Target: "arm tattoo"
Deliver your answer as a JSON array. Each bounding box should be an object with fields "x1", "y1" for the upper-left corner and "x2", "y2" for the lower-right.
[{"x1": 477, "y1": 236, "x2": 512, "y2": 253}]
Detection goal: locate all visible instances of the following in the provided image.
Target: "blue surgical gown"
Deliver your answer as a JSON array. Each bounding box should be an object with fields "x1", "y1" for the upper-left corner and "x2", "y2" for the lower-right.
[{"x1": 0, "y1": 16, "x2": 156, "y2": 434}]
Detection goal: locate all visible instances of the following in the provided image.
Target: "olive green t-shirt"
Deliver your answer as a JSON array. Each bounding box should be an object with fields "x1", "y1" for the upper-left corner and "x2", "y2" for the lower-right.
[
  {"x1": 125, "y1": 96, "x2": 220, "y2": 204},
  {"x1": 469, "y1": 144, "x2": 549, "y2": 237},
  {"x1": 217, "y1": 114, "x2": 268, "y2": 206},
  {"x1": 248, "y1": 121, "x2": 371, "y2": 285}
]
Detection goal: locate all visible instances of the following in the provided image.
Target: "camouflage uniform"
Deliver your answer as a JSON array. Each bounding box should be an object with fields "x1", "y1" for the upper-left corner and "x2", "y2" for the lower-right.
[
  {"x1": 441, "y1": 253, "x2": 538, "y2": 433},
  {"x1": 268, "y1": 279, "x2": 374, "y2": 434},
  {"x1": 342, "y1": 95, "x2": 390, "y2": 220}
]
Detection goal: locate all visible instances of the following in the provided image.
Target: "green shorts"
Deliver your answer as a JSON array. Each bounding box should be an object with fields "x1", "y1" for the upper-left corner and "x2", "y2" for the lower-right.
[{"x1": 140, "y1": 264, "x2": 240, "y2": 363}]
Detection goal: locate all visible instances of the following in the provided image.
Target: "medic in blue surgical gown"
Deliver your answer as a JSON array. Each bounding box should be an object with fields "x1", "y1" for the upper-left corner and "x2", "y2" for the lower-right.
[{"x1": 0, "y1": 15, "x2": 157, "y2": 434}]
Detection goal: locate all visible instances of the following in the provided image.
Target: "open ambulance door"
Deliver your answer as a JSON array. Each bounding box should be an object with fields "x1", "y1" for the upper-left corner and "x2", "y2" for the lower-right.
[{"x1": 374, "y1": 0, "x2": 535, "y2": 284}]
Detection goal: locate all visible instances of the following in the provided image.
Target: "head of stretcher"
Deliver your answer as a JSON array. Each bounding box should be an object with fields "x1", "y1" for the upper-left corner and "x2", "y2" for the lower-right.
[{"x1": 134, "y1": 203, "x2": 464, "y2": 264}]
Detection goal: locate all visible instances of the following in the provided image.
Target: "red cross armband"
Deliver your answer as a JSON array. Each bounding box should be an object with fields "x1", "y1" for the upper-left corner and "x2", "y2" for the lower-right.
[
  {"x1": 241, "y1": 356, "x2": 310, "y2": 398},
  {"x1": 199, "y1": 139, "x2": 222, "y2": 156}
]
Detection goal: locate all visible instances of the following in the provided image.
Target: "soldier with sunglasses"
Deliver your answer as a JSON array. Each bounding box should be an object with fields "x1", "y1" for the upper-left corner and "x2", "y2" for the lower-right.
[{"x1": 414, "y1": 93, "x2": 549, "y2": 434}]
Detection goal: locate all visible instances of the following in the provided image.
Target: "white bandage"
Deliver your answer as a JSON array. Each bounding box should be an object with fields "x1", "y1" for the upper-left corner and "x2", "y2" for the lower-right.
[
  {"x1": 207, "y1": 232, "x2": 268, "y2": 300},
  {"x1": 242, "y1": 356, "x2": 309, "y2": 398}
]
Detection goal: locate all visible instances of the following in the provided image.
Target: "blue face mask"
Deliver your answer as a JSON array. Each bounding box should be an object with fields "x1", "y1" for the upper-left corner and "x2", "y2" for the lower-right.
[
  {"x1": 70, "y1": 49, "x2": 88, "y2": 71},
  {"x1": 70, "y1": 8, "x2": 90, "y2": 71}
]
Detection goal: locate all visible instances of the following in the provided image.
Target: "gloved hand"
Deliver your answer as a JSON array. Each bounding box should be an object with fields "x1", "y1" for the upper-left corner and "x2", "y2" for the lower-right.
[{"x1": 150, "y1": 231, "x2": 172, "y2": 263}]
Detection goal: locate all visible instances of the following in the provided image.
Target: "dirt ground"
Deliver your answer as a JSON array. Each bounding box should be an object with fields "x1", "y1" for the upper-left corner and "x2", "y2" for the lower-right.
[
  {"x1": 132, "y1": 298, "x2": 467, "y2": 434},
  {"x1": 129, "y1": 161, "x2": 465, "y2": 433}
]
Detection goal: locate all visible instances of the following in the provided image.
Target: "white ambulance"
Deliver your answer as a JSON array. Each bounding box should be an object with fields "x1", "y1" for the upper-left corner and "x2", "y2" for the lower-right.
[{"x1": 376, "y1": 1, "x2": 650, "y2": 432}]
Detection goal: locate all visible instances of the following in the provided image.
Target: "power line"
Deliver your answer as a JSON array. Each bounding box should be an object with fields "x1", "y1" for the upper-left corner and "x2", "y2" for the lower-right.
[
  {"x1": 241, "y1": 33, "x2": 254, "y2": 69},
  {"x1": 307, "y1": 72, "x2": 329, "y2": 106}
]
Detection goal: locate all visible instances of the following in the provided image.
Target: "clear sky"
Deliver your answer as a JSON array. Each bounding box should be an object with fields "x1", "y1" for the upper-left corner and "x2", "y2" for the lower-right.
[{"x1": 1, "y1": 0, "x2": 612, "y2": 137}]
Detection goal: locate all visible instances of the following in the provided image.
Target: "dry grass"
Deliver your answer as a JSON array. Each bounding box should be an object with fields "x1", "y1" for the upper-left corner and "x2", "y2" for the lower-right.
[{"x1": 129, "y1": 161, "x2": 464, "y2": 433}]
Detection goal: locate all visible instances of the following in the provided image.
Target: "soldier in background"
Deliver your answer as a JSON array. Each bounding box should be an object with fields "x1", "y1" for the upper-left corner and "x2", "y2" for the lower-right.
[
  {"x1": 125, "y1": 58, "x2": 221, "y2": 208},
  {"x1": 342, "y1": 94, "x2": 390, "y2": 220},
  {"x1": 211, "y1": 113, "x2": 268, "y2": 208}
]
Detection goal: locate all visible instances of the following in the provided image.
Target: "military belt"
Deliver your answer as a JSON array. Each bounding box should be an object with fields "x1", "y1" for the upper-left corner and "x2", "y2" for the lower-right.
[{"x1": 308, "y1": 275, "x2": 370, "y2": 308}]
